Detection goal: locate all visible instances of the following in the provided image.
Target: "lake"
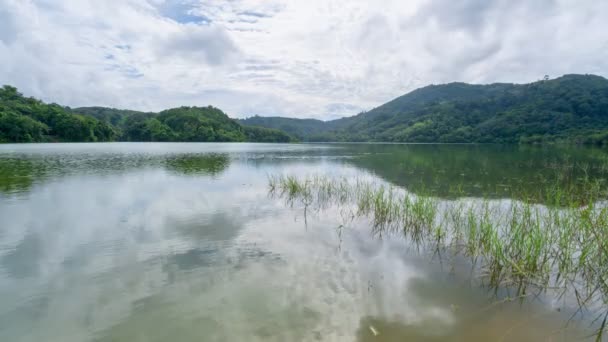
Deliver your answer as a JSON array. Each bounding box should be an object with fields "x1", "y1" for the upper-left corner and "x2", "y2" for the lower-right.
[{"x1": 0, "y1": 143, "x2": 606, "y2": 341}]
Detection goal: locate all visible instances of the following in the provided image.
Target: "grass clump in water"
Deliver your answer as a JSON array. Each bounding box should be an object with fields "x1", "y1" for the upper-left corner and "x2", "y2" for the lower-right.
[{"x1": 268, "y1": 173, "x2": 608, "y2": 338}]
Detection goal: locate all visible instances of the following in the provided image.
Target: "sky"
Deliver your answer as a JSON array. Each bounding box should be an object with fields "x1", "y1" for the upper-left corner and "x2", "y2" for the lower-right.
[{"x1": 0, "y1": 0, "x2": 607, "y2": 120}]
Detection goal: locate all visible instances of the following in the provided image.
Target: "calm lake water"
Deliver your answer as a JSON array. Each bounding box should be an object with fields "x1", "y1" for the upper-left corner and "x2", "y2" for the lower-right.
[{"x1": 0, "y1": 143, "x2": 606, "y2": 341}]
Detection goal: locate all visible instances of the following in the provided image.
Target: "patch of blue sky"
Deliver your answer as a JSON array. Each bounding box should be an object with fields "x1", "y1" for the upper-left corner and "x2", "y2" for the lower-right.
[{"x1": 157, "y1": 1, "x2": 210, "y2": 25}]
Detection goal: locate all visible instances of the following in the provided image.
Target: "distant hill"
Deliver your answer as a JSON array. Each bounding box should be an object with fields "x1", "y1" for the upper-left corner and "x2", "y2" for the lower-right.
[
  {"x1": 238, "y1": 116, "x2": 333, "y2": 140},
  {"x1": 0, "y1": 86, "x2": 294, "y2": 143},
  {"x1": 241, "y1": 74, "x2": 608, "y2": 144}
]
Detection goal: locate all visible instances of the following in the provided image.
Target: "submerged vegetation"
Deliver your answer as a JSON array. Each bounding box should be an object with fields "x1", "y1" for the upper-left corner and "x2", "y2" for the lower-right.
[{"x1": 268, "y1": 170, "x2": 608, "y2": 338}]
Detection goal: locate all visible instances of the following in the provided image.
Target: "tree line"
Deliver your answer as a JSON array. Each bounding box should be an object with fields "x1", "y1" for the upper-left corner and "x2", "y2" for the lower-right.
[{"x1": 0, "y1": 86, "x2": 293, "y2": 143}]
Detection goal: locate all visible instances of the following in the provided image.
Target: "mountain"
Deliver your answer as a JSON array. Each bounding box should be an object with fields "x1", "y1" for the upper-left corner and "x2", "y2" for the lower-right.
[
  {"x1": 240, "y1": 74, "x2": 608, "y2": 144},
  {"x1": 0, "y1": 86, "x2": 294, "y2": 143},
  {"x1": 238, "y1": 116, "x2": 334, "y2": 140}
]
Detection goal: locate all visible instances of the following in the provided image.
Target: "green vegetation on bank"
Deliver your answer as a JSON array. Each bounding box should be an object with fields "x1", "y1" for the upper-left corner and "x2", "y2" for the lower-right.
[
  {"x1": 0, "y1": 86, "x2": 294, "y2": 143},
  {"x1": 242, "y1": 74, "x2": 608, "y2": 144}
]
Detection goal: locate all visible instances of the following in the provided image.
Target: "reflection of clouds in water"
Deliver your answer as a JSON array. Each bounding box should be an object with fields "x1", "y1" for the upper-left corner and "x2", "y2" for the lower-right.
[
  {"x1": 0, "y1": 158, "x2": 371, "y2": 341},
  {"x1": 0, "y1": 166, "x2": 270, "y2": 340},
  {"x1": 1, "y1": 233, "x2": 43, "y2": 279},
  {"x1": 94, "y1": 209, "x2": 453, "y2": 341},
  {"x1": 0, "y1": 157, "x2": 451, "y2": 341}
]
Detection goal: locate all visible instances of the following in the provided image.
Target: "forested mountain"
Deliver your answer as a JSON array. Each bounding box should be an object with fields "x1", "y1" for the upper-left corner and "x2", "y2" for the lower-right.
[
  {"x1": 241, "y1": 74, "x2": 608, "y2": 144},
  {"x1": 76, "y1": 106, "x2": 294, "y2": 142},
  {"x1": 0, "y1": 86, "x2": 293, "y2": 143}
]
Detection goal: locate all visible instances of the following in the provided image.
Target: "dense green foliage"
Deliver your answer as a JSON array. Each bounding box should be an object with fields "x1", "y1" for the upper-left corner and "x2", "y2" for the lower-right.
[
  {"x1": 0, "y1": 86, "x2": 294, "y2": 143},
  {"x1": 242, "y1": 74, "x2": 608, "y2": 144},
  {"x1": 73, "y1": 107, "x2": 149, "y2": 127},
  {"x1": 242, "y1": 125, "x2": 293, "y2": 143},
  {"x1": 75, "y1": 106, "x2": 293, "y2": 142},
  {"x1": 0, "y1": 86, "x2": 116, "y2": 142}
]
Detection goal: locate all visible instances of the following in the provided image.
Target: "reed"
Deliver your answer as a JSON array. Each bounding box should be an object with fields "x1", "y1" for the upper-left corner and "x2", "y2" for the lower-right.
[{"x1": 268, "y1": 173, "x2": 608, "y2": 338}]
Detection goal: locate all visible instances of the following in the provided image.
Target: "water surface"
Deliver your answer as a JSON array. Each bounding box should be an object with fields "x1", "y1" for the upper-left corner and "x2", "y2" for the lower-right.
[{"x1": 0, "y1": 143, "x2": 605, "y2": 341}]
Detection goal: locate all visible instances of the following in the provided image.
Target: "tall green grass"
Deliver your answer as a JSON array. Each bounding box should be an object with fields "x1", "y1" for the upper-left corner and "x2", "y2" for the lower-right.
[{"x1": 268, "y1": 172, "x2": 608, "y2": 338}]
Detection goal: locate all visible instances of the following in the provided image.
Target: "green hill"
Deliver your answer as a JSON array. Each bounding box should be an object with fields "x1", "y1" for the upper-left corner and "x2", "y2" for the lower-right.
[
  {"x1": 0, "y1": 86, "x2": 294, "y2": 143},
  {"x1": 80, "y1": 106, "x2": 294, "y2": 142},
  {"x1": 242, "y1": 74, "x2": 608, "y2": 144},
  {"x1": 0, "y1": 86, "x2": 116, "y2": 142}
]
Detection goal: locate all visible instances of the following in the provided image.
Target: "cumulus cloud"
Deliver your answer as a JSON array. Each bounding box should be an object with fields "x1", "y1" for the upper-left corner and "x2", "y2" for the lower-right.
[{"x1": 0, "y1": 0, "x2": 606, "y2": 119}]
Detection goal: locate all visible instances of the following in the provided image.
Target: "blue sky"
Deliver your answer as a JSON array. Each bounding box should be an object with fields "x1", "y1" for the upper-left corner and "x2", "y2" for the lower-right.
[{"x1": 0, "y1": 0, "x2": 607, "y2": 119}]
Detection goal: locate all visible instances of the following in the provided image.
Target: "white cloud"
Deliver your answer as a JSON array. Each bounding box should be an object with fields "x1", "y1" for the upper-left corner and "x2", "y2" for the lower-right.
[
  {"x1": 0, "y1": 0, "x2": 607, "y2": 119},
  {"x1": 158, "y1": 23, "x2": 239, "y2": 65}
]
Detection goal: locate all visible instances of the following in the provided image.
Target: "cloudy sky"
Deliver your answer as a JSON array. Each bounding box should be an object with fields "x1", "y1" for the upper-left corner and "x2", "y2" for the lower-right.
[{"x1": 0, "y1": 0, "x2": 607, "y2": 119}]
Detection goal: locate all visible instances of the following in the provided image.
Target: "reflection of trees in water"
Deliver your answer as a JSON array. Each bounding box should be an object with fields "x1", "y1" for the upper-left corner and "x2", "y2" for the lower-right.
[
  {"x1": 1, "y1": 144, "x2": 606, "y2": 201},
  {"x1": 0, "y1": 158, "x2": 46, "y2": 194},
  {"x1": 346, "y1": 144, "x2": 608, "y2": 202},
  {"x1": 164, "y1": 153, "x2": 230, "y2": 176},
  {"x1": 0, "y1": 152, "x2": 232, "y2": 195}
]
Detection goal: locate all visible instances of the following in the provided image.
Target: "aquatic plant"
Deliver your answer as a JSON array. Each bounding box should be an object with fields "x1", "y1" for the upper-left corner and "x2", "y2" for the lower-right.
[{"x1": 268, "y1": 173, "x2": 608, "y2": 338}]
